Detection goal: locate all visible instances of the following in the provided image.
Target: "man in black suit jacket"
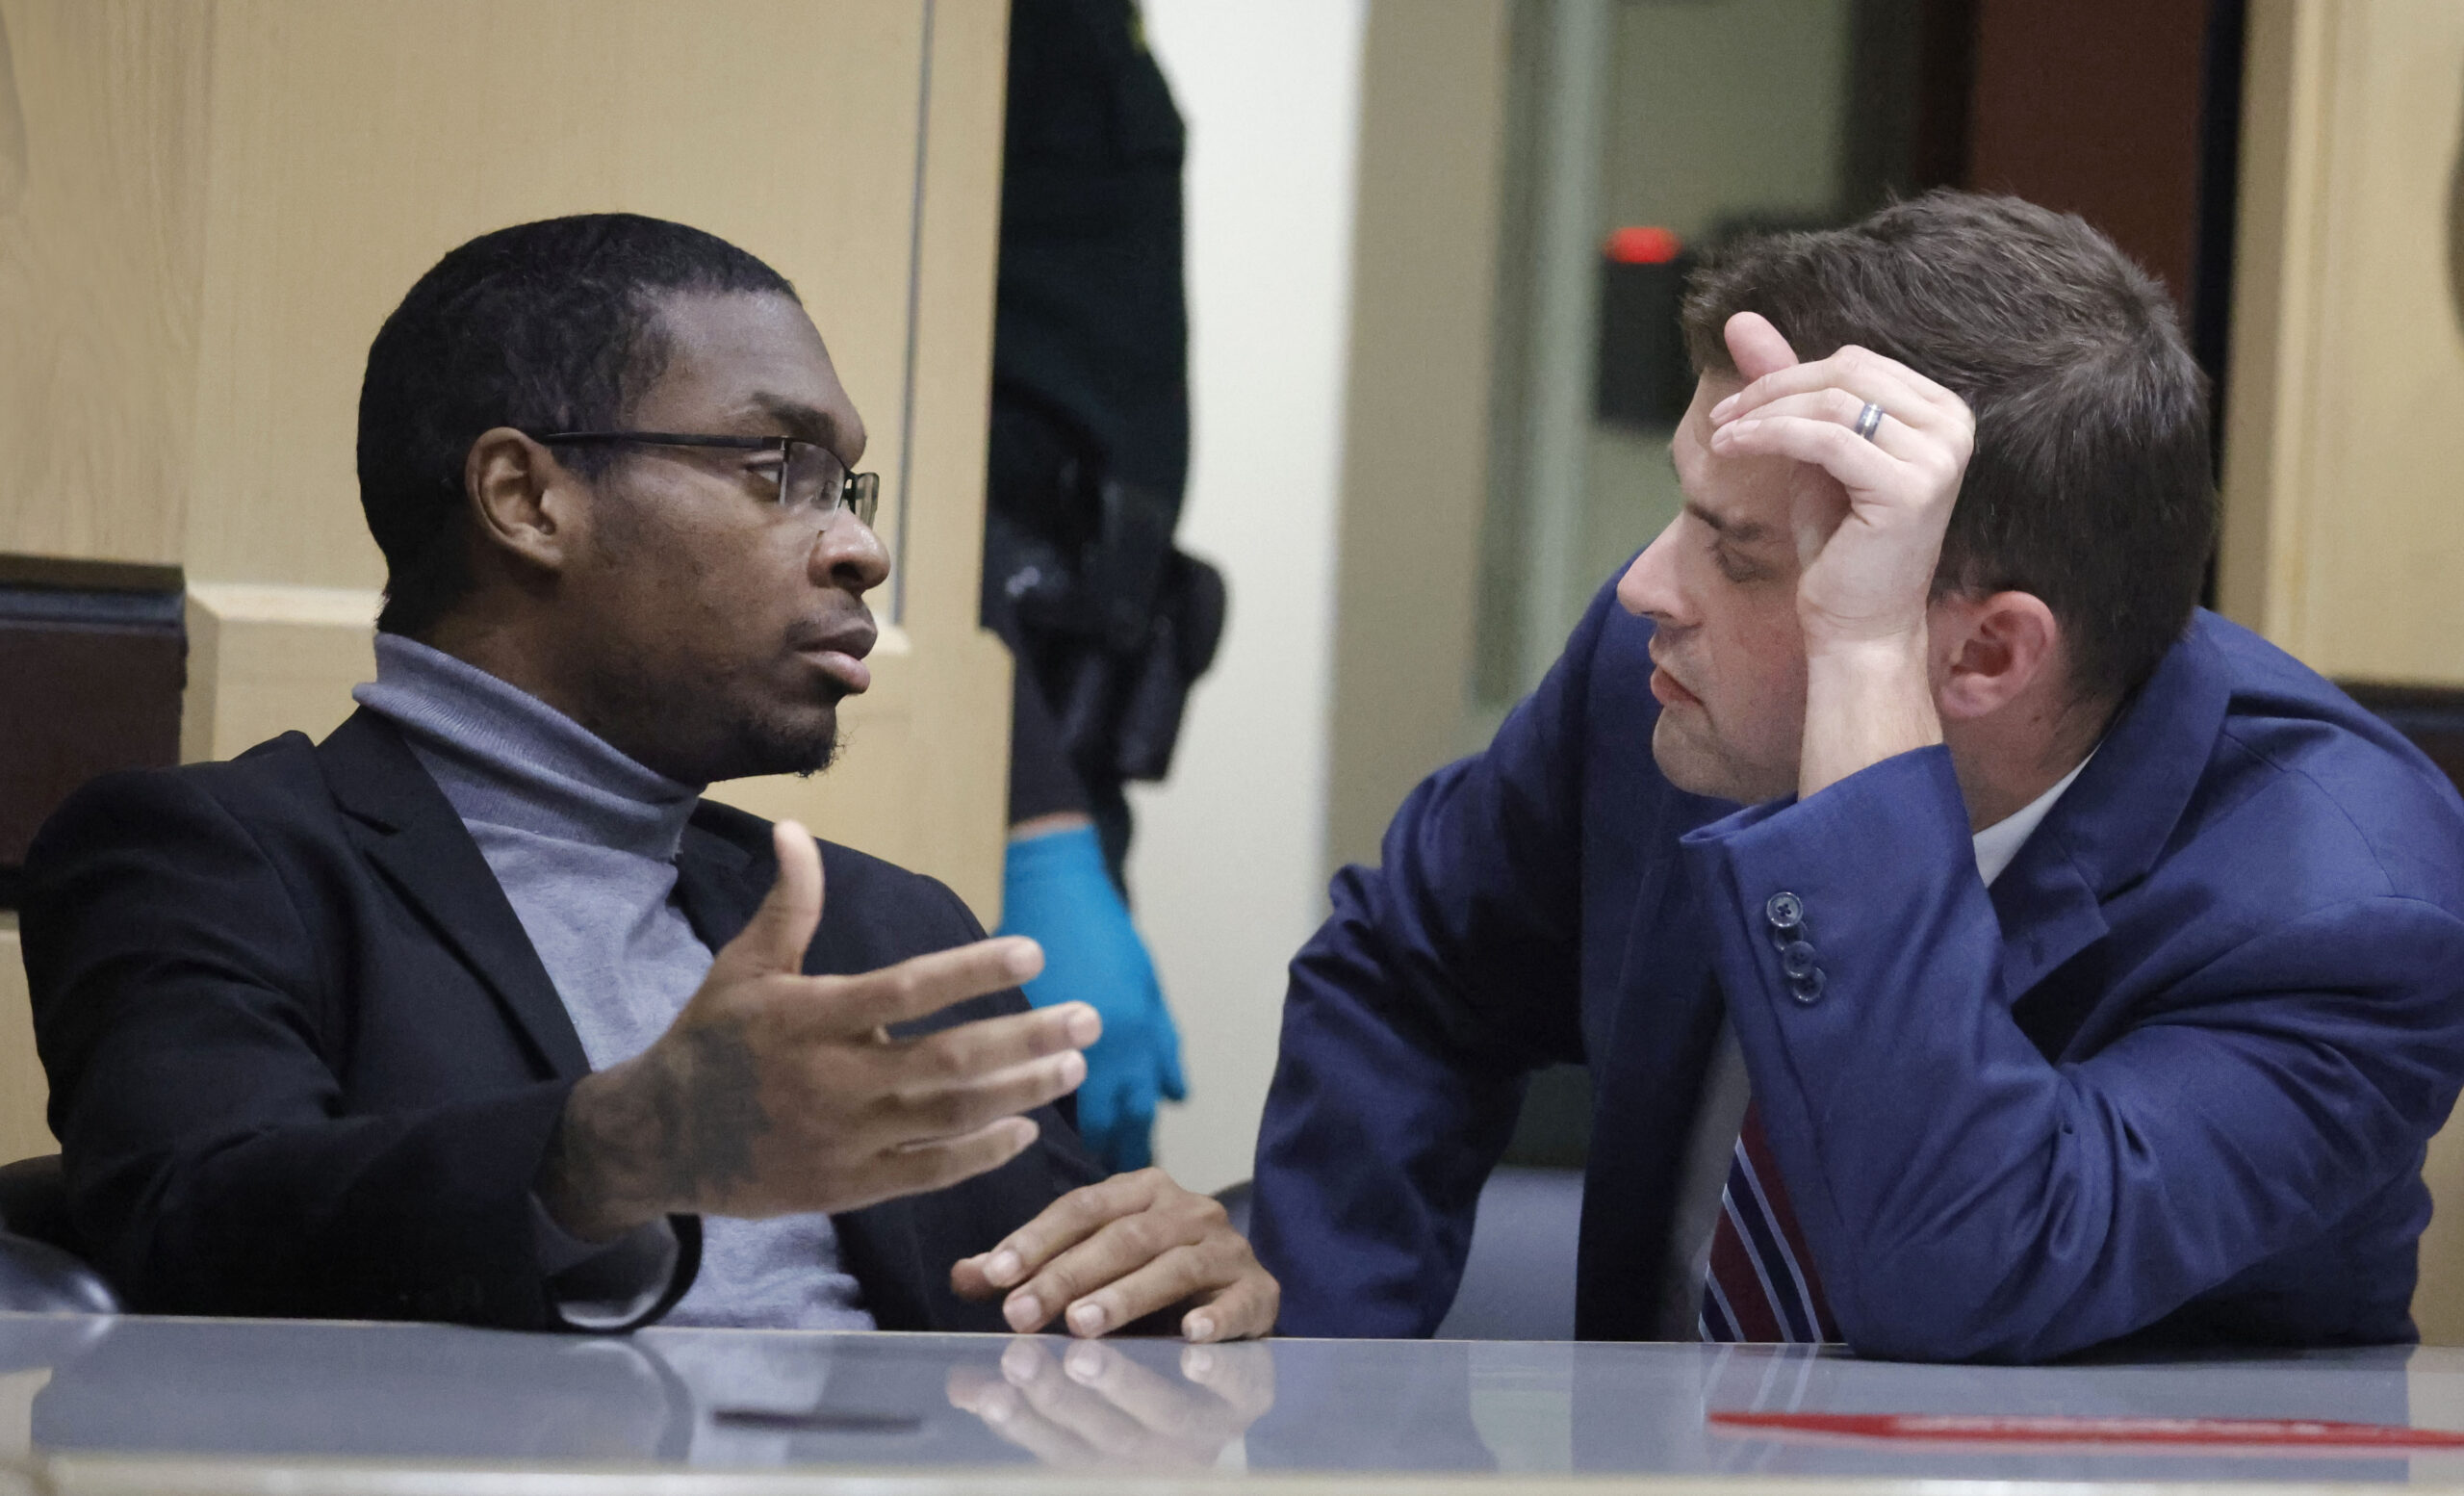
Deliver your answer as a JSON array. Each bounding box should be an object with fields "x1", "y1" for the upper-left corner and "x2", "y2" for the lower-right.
[{"x1": 20, "y1": 214, "x2": 1276, "y2": 1340}]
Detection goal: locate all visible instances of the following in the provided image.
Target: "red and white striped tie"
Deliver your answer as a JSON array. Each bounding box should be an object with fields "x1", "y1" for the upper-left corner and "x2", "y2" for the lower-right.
[{"x1": 1700, "y1": 1103, "x2": 1837, "y2": 1342}]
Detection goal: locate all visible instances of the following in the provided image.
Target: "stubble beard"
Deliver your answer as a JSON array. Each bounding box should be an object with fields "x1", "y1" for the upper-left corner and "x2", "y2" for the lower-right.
[
  {"x1": 581, "y1": 658, "x2": 843, "y2": 787},
  {"x1": 722, "y1": 699, "x2": 843, "y2": 782},
  {"x1": 1650, "y1": 708, "x2": 1791, "y2": 806}
]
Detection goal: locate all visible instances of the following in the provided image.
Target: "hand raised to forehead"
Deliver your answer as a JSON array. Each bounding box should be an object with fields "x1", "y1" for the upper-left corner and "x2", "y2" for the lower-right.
[
  {"x1": 1702, "y1": 310, "x2": 1975, "y2": 657},
  {"x1": 539, "y1": 821, "x2": 1099, "y2": 1239}
]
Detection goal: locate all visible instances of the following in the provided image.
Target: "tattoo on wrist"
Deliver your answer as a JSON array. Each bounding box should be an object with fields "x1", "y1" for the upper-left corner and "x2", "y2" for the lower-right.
[
  {"x1": 544, "y1": 1019, "x2": 772, "y2": 1238},
  {"x1": 651, "y1": 1021, "x2": 769, "y2": 1206}
]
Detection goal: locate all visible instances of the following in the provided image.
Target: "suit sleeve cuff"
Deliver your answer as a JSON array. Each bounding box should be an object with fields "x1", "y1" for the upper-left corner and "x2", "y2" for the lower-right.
[{"x1": 530, "y1": 1194, "x2": 688, "y2": 1328}]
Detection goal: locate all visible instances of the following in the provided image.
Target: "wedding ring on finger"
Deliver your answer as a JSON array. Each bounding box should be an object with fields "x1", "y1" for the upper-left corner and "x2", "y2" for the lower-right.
[{"x1": 1853, "y1": 401, "x2": 1886, "y2": 442}]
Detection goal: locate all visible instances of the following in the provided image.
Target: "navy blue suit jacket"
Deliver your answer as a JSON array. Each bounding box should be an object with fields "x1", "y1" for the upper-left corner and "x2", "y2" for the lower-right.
[{"x1": 1253, "y1": 581, "x2": 2464, "y2": 1361}]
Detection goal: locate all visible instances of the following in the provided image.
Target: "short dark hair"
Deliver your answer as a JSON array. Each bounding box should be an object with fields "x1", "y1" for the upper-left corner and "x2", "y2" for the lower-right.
[
  {"x1": 357, "y1": 213, "x2": 799, "y2": 635},
  {"x1": 1681, "y1": 191, "x2": 2215, "y2": 708}
]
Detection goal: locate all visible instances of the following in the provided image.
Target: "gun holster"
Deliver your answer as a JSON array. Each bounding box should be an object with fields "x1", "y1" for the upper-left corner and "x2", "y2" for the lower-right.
[{"x1": 987, "y1": 475, "x2": 1224, "y2": 787}]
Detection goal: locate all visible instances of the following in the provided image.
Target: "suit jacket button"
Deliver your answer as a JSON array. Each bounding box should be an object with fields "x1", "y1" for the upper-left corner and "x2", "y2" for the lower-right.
[
  {"x1": 1781, "y1": 940, "x2": 1819, "y2": 979},
  {"x1": 1765, "y1": 891, "x2": 1805, "y2": 931},
  {"x1": 1789, "y1": 967, "x2": 1826, "y2": 1004}
]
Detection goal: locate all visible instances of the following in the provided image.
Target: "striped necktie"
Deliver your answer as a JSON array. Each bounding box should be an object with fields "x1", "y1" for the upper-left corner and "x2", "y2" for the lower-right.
[{"x1": 1699, "y1": 1102, "x2": 1836, "y2": 1342}]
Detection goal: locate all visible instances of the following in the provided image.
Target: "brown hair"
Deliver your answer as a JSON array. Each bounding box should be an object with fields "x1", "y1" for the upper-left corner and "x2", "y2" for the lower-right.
[{"x1": 1681, "y1": 191, "x2": 2215, "y2": 708}]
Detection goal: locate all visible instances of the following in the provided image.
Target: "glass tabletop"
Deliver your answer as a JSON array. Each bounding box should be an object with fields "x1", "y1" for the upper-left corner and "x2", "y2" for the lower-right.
[{"x1": 7, "y1": 1312, "x2": 2464, "y2": 1483}]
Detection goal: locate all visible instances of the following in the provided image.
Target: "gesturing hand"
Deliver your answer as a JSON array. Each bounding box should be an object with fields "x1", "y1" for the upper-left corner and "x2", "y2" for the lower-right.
[
  {"x1": 951, "y1": 1169, "x2": 1278, "y2": 1342},
  {"x1": 1706, "y1": 311, "x2": 1975, "y2": 656},
  {"x1": 539, "y1": 820, "x2": 1100, "y2": 1241}
]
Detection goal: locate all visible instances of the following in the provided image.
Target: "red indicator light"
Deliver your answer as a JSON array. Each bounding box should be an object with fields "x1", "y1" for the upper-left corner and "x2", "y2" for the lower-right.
[{"x1": 1604, "y1": 225, "x2": 1681, "y2": 265}]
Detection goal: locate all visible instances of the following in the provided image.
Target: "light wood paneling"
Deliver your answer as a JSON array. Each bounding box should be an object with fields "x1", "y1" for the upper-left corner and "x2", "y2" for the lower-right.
[
  {"x1": 3, "y1": 0, "x2": 1018, "y2": 920},
  {"x1": 2422, "y1": 1103, "x2": 2464, "y2": 1343},
  {"x1": 701, "y1": 0, "x2": 1016, "y2": 921},
  {"x1": 180, "y1": 584, "x2": 379, "y2": 764},
  {"x1": 0, "y1": 919, "x2": 55, "y2": 1166},
  {"x1": 0, "y1": 1, "x2": 211, "y2": 568},
  {"x1": 2220, "y1": 0, "x2": 2464, "y2": 681},
  {"x1": 182, "y1": 0, "x2": 931, "y2": 593},
  {"x1": 1324, "y1": 0, "x2": 1514, "y2": 875}
]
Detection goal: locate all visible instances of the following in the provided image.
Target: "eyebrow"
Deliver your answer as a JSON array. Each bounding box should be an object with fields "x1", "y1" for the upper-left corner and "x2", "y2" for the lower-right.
[
  {"x1": 746, "y1": 394, "x2": 845, "y2": 453},
  {"x1": 1684, "y1": 500, "x2": 1774, "y2": 546}
]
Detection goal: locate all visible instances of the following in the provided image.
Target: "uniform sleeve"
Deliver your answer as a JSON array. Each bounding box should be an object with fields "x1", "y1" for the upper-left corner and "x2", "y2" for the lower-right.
[
  {"x1": 22, "y1": 769, "x2": 691, "y2": 1329},
  {"x1": 1250, "y1": 581, "x2": 1624, "y2": 1336},
  {"x1": 1684, "y1": 746, "x2": 2464, "y2": 1361}
]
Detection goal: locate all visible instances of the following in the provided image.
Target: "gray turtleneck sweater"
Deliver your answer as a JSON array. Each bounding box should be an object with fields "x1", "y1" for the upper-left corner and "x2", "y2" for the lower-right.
[{"x1": 353, "y1": 633, "x2": 874, "y2": 1330}]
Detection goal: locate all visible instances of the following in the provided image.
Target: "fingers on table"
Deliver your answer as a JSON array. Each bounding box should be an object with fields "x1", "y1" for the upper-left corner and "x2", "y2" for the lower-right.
[
  {"x1": 1178, "y1": 1264, "x2": 1279, "y2": 1343},
  {"x1": 1030, "y1": 1218, "x2": 1251, "y2": 1339},
  {"x1": 972, "y1": 1170, "x2": 1166, "y2": 1302}
]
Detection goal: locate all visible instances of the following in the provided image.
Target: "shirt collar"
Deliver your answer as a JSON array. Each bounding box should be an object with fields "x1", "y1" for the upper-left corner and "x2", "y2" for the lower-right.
[{"x1": 1973, "y1": 748, "x2": 2096, "y2": 888}]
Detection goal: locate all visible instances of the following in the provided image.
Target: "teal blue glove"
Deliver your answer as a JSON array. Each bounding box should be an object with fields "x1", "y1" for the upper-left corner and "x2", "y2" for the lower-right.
[{"x1": 997, "y1": 823, "x2": 1186, "y2": 1172}]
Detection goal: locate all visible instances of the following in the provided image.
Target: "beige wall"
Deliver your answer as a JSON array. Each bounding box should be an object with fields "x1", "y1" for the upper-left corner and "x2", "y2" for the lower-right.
[
  {"x1": 0, "y1": 0, "x2": 1015, "y2": 916},
  {"x1": 1323, "y1": 0, "x2": 1515, "y2": 874},
  {"x1": 2220, "y1": 0, "x2": 2464, "y2": 684},
  {"x1": 1129, "y1": 0, "x2": 1367, "y2": 1194},
  {"x1": 0, "y1": 921, "x2": 53, "y2": 1166}
]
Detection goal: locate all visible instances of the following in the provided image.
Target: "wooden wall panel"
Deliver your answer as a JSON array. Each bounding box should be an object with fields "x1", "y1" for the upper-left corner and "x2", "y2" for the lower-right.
[
  {"x1": 1965, "y1": 0, "x2": 2211, "y2": 309},
  {"x1": 2220, "y1": 0, "x2": 2464, "y2": 683},
  {"x1": 183, "y1": 0, "x2": 934, "y2": 593},
  {"x1": 0, "y1": 1, "x2": 211, "y2": 568},
  {"x1": 179, "y1": 583, "x2": 378, "y2": 764},
  {"x1": 695, "y1": 0, "x2": 1018, "y2": 920},
  {"x1": 0, "y1": 921, "x2": 55, "y2": 1165},
  {"x1": 1324, "y1": 0, "x2": 1513, "y2": 876},
  {"x1": 0, "y1": 0, "x2": 1017, "y2": 920}
]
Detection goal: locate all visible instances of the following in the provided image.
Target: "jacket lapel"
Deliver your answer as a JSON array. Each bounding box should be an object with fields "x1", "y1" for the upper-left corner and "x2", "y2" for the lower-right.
[
  {"x1": 672, "y1": 818, "x2": 760, "y2": 956},
  {"x1": 1997, "y1": 614, "x2": 2236, "y2": 1054},
  {"x1": 315, "y1": 709, "x2": 593, "y2": 1080}
]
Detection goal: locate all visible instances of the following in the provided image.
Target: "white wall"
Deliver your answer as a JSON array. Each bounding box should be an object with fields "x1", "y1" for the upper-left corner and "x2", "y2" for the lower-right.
[{"x1": 1131, "y1": 0, "x2": 1367, "y2": 1194}]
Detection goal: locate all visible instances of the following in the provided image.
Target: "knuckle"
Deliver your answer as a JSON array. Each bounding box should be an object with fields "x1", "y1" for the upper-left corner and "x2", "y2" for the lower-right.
[
  {"x1": 1034, "y1": 1262, "x2": 1087, "y2": 1307},
  {"x1": 923, "y1": 1036, "x2": 970, "y2": 1083}
]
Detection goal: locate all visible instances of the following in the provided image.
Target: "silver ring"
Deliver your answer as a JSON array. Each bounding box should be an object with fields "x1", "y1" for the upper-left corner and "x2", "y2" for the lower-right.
[{"x1": 1853, "y1": 402, "x2": 1885, "y2": 442}]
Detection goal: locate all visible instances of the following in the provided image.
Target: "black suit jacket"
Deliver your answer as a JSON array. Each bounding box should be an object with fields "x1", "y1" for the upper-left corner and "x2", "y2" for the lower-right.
[{"x1": 21, "y1": 709, "x2": 1102, "y2": 1330}]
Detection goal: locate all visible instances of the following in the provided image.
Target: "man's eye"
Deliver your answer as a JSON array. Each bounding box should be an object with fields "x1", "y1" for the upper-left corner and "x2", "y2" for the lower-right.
[{"x1": 1710, "y1": 542, "x2": 1760, "y2": 583}]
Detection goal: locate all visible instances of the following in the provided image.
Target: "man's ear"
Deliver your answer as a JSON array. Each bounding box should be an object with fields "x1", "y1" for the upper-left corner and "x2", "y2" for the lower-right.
[
  {"x1": 463, "y1": 426, "x2": 583, "y2": 574},
  {"x1": 1933, "y1": 590, "x2": 2063, "y2": 722}
]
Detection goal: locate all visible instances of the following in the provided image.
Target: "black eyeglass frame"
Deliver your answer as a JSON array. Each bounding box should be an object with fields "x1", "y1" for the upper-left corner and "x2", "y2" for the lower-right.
[{"x1": 530, "y1": 430, "x2": 880, "y2": 528}]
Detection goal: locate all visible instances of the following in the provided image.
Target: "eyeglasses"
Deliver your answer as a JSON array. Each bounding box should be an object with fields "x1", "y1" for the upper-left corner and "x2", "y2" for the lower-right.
[{"x1": 531, "y1": 431, "x2": 880, "y2": 528}]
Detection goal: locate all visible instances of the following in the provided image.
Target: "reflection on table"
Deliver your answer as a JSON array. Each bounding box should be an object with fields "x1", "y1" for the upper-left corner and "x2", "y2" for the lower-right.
[{"x1": 2, "y1": 1312, "x2": 2462, "y2": 1483}]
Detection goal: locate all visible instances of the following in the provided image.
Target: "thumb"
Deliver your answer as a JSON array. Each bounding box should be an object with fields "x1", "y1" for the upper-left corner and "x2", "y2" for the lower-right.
[
  {"x1": 718, "y1": 819, "x2": 826, "y2": 977},
  {"x1": 1725, "y1": 310, "x2": 1800, "y2": 382}
]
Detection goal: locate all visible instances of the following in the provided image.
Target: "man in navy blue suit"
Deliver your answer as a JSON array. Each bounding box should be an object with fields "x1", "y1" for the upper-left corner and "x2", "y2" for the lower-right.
[{"x1": 1251, "y1": 192, "x2": 2464, "y2": 1361}]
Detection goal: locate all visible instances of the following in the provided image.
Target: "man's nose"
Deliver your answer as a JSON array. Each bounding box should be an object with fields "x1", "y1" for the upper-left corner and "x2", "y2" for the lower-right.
[
  {"x1": 1616, "y1": 520, "x2": 1685, "y2": 623},
  {"x1": 812, "y1": 508, "x2": 892, "y2": 595}
]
